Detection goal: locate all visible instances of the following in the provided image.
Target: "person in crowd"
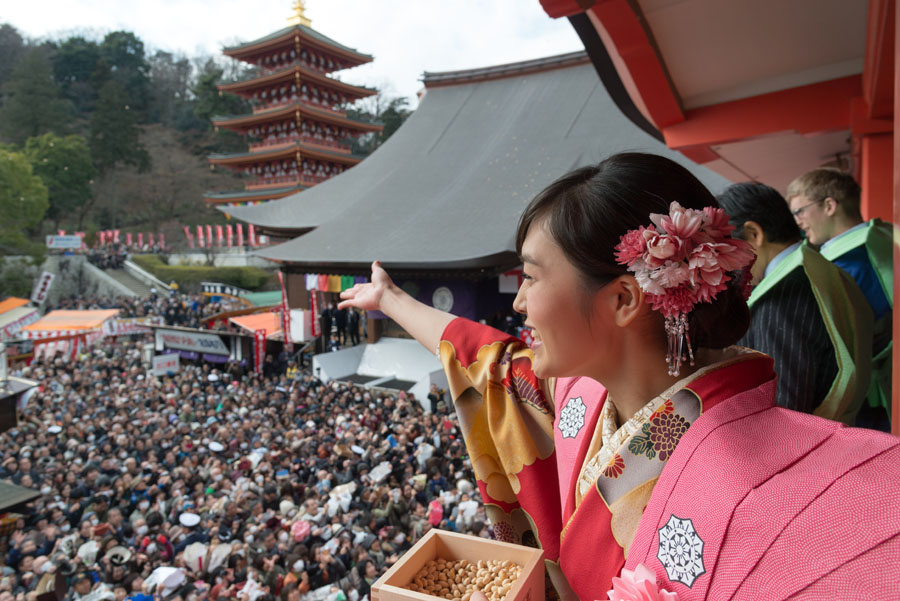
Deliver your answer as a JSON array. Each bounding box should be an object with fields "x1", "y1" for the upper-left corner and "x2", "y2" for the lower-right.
[
  {"x1": 1, "y1": 288, "x2": 481, "y2": 601},
  {"x1": 786, "y1": 168, "x2": 894, "y2": 428},
  {"x1": 340, "y1": 153, "x2": 900, "y2": 600},
  {"x1": 717, "y1": 182, "x2": 873, "y2": 423}
]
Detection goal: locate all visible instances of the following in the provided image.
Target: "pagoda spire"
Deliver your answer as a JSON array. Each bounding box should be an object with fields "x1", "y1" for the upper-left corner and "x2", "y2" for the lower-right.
[{"x1": 287, "y1": 0, "x2": 312, "y2": 27}]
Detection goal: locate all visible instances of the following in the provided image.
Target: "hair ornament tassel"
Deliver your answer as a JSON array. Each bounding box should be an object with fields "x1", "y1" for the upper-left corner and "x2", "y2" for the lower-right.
[{"x1": 614, "y1": 201, "x2": 755, "y2": 376}]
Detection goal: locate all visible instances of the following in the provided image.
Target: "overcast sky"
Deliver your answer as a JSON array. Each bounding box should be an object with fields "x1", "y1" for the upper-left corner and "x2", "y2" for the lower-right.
[{"x1": 3, "y1": 0, "x2": 583, "y2": 104}]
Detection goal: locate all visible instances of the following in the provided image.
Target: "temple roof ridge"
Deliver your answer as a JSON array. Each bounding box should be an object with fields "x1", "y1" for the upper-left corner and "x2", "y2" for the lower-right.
[
  {"x1": 422, "y1": 50, "x2": 589, "y2": 87},
  {"x1": 223, "y1": 24, "x2": 373, "y2": 62}
]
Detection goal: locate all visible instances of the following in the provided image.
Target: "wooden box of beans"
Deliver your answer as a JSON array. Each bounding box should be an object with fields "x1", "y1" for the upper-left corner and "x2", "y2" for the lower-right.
[{"x1": 372, "y1": 529, "x2": 544, "y2": 601}]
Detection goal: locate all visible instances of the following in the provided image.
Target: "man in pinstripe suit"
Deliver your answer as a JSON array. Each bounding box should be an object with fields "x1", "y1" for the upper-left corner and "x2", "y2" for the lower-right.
[{"x1": 718, "y1": 183, "x2": 873, "y2": 423}]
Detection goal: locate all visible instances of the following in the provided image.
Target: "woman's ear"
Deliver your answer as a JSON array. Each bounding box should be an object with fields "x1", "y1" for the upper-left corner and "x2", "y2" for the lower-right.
[{"x1": 599, "y1": 275, "x2": 645, "y2": 327}]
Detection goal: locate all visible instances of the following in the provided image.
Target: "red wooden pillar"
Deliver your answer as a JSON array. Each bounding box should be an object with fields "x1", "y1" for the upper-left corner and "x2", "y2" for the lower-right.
[
  {"x1": 859, "y1": 134, "x2": 894, "y2": 221},
  {"x1": 892, "y1": 0, "x2": 899, "y2": 436}
]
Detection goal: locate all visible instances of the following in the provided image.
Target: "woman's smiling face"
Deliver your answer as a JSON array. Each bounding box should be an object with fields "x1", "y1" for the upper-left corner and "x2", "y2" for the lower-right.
[{"x1": 513, "y1": 219, "x2": 609, "y2": 379}]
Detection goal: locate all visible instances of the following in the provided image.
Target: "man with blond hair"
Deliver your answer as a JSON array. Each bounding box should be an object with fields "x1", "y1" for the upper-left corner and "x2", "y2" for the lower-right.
[{"x1": 786, "y1": 168, "x2": 893, "y2": 429}]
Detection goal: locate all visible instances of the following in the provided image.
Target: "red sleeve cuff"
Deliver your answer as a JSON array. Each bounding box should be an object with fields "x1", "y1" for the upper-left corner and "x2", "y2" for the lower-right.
[{"x1": 441, "y1": 317, "x2": 521, "y2": 368}]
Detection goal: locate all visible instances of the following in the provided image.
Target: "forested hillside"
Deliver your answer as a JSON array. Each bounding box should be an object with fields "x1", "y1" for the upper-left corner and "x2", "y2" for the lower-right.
[{"x1": 0, "y1": 23, "x2": 410, "y2": 254}]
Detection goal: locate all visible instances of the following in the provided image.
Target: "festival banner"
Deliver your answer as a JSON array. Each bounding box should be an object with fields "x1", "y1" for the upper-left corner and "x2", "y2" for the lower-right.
[
  {"x1": 254, "y1": 329, "x2": 266, "y2": 374},
  {"x1": 126, "y1": 232, "x2": 133, "y2": 247},
  {"x1": 159, "y1": 232, "x2": 165, "y2": 249},
  {"x1": 248, "y1": 224, "x2": 256, "y2": 247},
  {"x1": 106, "y1": 316, "x2": 163, "y2": 336},
  {"x1": 30, "y1": 272, "x2": 55, "y2": 305},
  {"x1": 197, "y1": 225, "x2": 205, "y2": 248},
  {"x1": 278, "y1": 271, "x2": 293, "y2": 351},
  {"x1": 216, "y1": 225, "x2": 224, "y2": 247},
  {"x1": 57, "y1": 229, "x2": 66, "y2": 236},
  {"x1": 183, "y1": 226, "x2": 194, "y2": 248},
  {"x1": 309, "y1": 290, "x2": 321, "y2": 337},
  {"x1": 237, "y1": 224, "x2": 244, "y2": 248},
  {"x1": 113, "y1": 230, "x2": 120, "y2": 243},
  {"x1": 226, "y1": 225, "x2": 234, "y2": 247},
  {"x1": 149, "y1": 232, "x2": 155, "y2": 247},
  {"x1": 99, "y1": 231, "x2": 106, "y2": 245},
  {"x1": 137, "y1": 232, "x2": 144, "y2": 248},
  {"x1": 206, "y1": 225, "x2": 213, "y2": 248},
  {"x1": 154, "y1": 328, "x2": 229, "y2": 355},
  {"x1": 75, "y1": 232, "x2": 86, "y2": 249}
]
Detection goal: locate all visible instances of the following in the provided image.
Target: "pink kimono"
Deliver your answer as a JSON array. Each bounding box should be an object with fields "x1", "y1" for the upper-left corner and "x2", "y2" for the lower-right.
[{"x1": 439, "y1": 317, "x2": 900, "y2": 600}]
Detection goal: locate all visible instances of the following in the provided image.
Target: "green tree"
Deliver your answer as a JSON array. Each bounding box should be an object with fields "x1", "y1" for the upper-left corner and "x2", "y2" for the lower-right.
[
  {"x1": 347, "y1": 93, "x2": 412, "y2": 155},
  {"x1": 148, "y1": 50, "x2": 192, "y2": 127},
  {"x1": 52, "y1": 35, "x2": 102, "y2": 116},
  {"x1": 95, "y1": 31, "x2": 151, "y2": 119},
  {"x1": 0, "y1": 48, "x2": 73, "y2": 145},
  {"x1": 89, "y1": 79, "x2": 150, "y2": 175},
  {"x1": 188, "y1": 62, "x2": 249, "y2": 153},
  {"x1": 0, "y1": 24, "x2": 26, "y2": 94},
  {"x1": 24, "y1": 133, "x2": 94, "y2": 229},
  {"x1": 0, "y1": 147, "x2": 49, "y2": 258},
  {"x1": 191, "y1": 62, "x2": 248, "y2": 123}
]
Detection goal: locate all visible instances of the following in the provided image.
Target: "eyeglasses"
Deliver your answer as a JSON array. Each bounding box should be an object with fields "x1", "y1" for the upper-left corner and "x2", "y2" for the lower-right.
[{"x1": 790, "y1": 200, "x2": 821, "y2": 217}]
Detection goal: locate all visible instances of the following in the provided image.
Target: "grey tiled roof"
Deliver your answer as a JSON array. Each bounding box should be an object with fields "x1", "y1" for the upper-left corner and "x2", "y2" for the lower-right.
[{"x1": 223, "y1": 52, "x2": 731, "y2": 270}]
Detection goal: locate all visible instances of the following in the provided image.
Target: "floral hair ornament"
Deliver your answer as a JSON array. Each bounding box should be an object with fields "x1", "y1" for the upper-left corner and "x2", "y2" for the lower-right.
[{"x1": 614, "y1": 201, "x2": 755, "y2": 376}]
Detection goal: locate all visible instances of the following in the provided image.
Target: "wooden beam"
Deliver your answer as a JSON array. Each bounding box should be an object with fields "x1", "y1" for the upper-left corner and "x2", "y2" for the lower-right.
[
  {"x1": 864, "y1": 0, "x2": 895, "y2": 119},
  {"x1": 662, "y1": 76, "x2": 861, "y2": 149},
  {"x1": 586, "y1": 0, "x2": 684, "y2": 129}
]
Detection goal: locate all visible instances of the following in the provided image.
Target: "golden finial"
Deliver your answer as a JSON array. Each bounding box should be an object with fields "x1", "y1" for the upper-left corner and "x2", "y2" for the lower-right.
[{"x1": 287, "y1": 0, "x2": 311, "y2": 27}]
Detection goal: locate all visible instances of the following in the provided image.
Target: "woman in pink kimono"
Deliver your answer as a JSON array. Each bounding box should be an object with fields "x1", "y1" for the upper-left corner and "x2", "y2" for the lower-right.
[{"x1": 340, "y1": 153, "x2": 900, "y2": 601}]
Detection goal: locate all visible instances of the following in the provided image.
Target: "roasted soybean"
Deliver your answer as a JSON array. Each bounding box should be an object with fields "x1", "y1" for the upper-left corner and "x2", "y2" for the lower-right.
[{"x1": 404, "y1": 559, "x2": 522, "y2": 601}]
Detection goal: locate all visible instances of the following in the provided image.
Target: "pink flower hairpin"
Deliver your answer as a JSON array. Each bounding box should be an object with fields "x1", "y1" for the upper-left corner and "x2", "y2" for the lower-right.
[{"x1": 614, "y1": 202, "x2": 755, "y2": 376}]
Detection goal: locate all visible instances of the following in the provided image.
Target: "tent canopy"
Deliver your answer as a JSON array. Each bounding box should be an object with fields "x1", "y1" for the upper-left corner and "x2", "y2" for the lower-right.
[
  {"x1": 22, "y1": 310, "x2": 120, "y2": 338},
  {"x1": 0, "y1": 306, "x2": 40, "y2": 342},
  {"x1": 0, "y1": 298, "x2": 28, "y2": 314},
  {"x1": 229, "y1": 312, "x2": 282, "y2": 339}
]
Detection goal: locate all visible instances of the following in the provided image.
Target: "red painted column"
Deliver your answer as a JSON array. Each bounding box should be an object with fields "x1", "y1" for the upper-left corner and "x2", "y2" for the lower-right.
[
  {"x1": 860, "y1": 133, "x2": 895, "y2": 221},
  {"x1": 892, "y1": 0, "x2": 899, "y2": 436}
]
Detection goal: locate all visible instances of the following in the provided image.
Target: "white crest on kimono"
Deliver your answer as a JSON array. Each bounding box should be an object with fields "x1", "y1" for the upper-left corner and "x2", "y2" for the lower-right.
[
  {"x1": 558, "y1": 396, "x2": 587, "y2": 439},
  {"x1": 657, "y1": 514, "x2": 705, "y2": 588}
]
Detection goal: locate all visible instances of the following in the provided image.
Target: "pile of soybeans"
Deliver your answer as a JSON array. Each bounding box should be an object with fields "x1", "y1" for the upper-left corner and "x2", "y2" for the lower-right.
[{"x1": 404, "y1": 558, "x2": 522, "y2": 601}]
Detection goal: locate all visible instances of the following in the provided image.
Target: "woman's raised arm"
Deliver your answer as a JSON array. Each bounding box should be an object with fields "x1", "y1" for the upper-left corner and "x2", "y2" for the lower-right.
[{"x1": 338, "y1": 261, "x2": 455, "y2": 354}]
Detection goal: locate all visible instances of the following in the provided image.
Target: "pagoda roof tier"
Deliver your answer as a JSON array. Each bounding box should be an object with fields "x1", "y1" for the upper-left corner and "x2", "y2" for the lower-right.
[
  {"x1": 208, "y1": 141, "x2": 365, "y2": 167},
  {"x1": 221, "y1": 52, "x2": 729, "y2": 271},
  {"x1": 212, "y1": 101, "x2": 383, "y2": 133},
  {"x1": 204, "y1": 184, "x2": 306, "y2": 205},
  {"x1": 223, "y1": 25, "x2": 372, "y2": 68},
  {"x1": 218, "y1": 64, "x2": 377, "y2": 100}
]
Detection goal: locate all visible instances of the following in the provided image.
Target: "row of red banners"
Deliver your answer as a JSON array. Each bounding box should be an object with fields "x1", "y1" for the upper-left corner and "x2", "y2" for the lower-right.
[
  {"x1": 94, "y1": 230, "x2": 166, "y2": 248},
  {"x1": 182, "y1": 224, "x2": 262, "y2": 249}
]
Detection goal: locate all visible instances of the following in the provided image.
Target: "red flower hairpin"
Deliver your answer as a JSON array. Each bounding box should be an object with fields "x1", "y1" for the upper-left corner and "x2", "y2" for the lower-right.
[{"x1": 614, "y1": 202, "x2": 755, "y2": 376}]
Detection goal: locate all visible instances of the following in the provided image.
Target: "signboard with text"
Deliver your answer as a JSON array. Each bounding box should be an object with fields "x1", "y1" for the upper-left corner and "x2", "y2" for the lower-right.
[
  {"x1": 154, "y1": 328, "x2": 229, "y2": 355},
  {"x1": 152, "y1": 353, "x2": 180, "y2": 376},
  {"x1": 46, "y1": 235, "x2": 83, "y2": 249},
  {"x1": 30, "y1": 272, "x2": 55, "y2": 304},
  {"x1": 107, "y1": 317, "x2": 163, "y2": 336}
]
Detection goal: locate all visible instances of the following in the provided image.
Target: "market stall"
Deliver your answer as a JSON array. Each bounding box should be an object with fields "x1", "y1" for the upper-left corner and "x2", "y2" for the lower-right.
[{"x1": 21, "y1": 309, "x2": 120, "y2": 361}]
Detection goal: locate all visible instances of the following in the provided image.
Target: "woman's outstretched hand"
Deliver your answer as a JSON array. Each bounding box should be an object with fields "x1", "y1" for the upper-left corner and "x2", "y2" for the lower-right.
[
  {"x1": 337, "y1": 259, "x2": 455, "y2": 354},
  {"x1": 338, "y1": 260, "x2": 393, "y2": 312}
]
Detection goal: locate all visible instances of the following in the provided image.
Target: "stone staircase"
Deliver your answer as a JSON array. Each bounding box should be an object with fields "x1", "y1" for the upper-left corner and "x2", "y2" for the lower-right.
[{"x1": 105, "y1": 268, "x2": 154, "y2": 298}]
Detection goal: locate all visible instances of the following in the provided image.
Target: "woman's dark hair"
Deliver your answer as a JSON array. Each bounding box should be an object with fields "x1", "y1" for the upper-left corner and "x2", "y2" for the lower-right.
[
  {"x1": 716, "y1": 182, "x2": 801, "y2": 244},
  {"x1": 515, "y1": 152, "x2": 749, "y2": 348}
]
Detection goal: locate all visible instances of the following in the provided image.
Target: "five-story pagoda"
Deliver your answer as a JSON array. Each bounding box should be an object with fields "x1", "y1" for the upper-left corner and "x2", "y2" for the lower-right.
[{"x1": 205, "y1": 1, "x2": 382, "y2": 205}]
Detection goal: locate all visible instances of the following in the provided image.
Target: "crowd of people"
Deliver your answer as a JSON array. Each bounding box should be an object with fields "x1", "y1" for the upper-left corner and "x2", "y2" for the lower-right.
[{"x1": 1, "y1": 334, "x2": 484, "y2": 601}]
